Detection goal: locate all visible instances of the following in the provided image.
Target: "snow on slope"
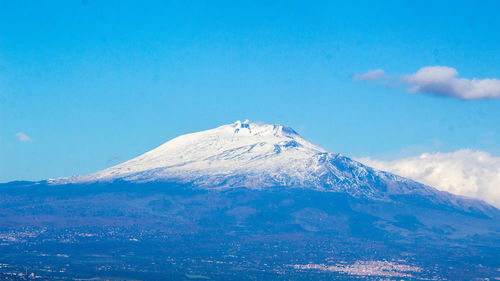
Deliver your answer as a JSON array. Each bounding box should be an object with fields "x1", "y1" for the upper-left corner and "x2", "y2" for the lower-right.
[
  {"x1": 93, "y1": 119, "x2": 328, "y2": 184},
  {"x1": 57, "y1": 120, "x2": 381, "y2": 191},
  {"x1": 50, "y1": 120, "x2": 498, "y2": 214}
]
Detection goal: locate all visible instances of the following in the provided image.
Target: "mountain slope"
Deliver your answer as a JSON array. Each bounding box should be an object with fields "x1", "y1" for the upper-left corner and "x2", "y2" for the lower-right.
[{"x1": 53, "y1": 120, "x2": 497, "y2": 217}]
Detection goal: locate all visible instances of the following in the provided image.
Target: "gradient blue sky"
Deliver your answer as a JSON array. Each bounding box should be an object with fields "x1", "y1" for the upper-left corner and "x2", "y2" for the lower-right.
[{"x1": 1, "y1": 1, "x2": 500, "y2": 182}]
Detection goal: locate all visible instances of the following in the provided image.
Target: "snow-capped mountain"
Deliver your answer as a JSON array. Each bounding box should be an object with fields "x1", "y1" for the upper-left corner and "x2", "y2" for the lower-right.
[
  {"x1": 5, "y1": 121, "x2": 500, "y2": 280},
  {"x1": 82, "y1": 120, "x2": 330, "y2": 187},
  {"x1": 52, "y1": 121, "x2": 496, "y2": 215},
  {"x1": 5, "y1": 121, "x2": 498, "y2": 280},
  {"x1": 57, "y1": 120, "x2": 384, "y2": 192}
]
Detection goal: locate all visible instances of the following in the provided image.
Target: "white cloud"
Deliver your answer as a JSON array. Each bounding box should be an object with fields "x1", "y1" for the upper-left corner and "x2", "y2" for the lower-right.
[
  {"x1": 353, "y1": 69, "x2": 387, "y2": 81},
  {"x1": 354, "y1": 66, "x2": 500, "y2": 100},
  {"x1": 357, "y1": 149, "x2": 500, "y2": 208},
  {"x1": 15, "y1": 132, "x2": 32, "y2": 142},
  {"x1": 403, "y1": 66, "x2": 500, "y2": 100}
]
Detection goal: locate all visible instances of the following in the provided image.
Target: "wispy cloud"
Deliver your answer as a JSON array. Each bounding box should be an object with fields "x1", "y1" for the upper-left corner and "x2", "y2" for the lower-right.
[
  {"x1": 354, "y1": 66, "x2": 500, "y2": 100},
  {"x1": 357, "y1": 149, "x2": 500, "y2": 208},
  {"x1": 15, "y1": 132, "x2": 32, "y2": 142},
  {"x1": 352, "y1": 69, "x2": 387, "y2": 81}
]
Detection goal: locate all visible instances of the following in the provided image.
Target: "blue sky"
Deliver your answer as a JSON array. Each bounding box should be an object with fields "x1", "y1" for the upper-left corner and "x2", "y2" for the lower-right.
[{"x1": 1, "y1": 0, "x2": 500, "y2": 182}]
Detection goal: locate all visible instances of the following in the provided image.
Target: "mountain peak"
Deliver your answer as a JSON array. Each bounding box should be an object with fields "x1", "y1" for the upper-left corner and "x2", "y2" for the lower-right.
[{"x1": 231, "y1": 120, "x2": 299, "y2": 138}]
